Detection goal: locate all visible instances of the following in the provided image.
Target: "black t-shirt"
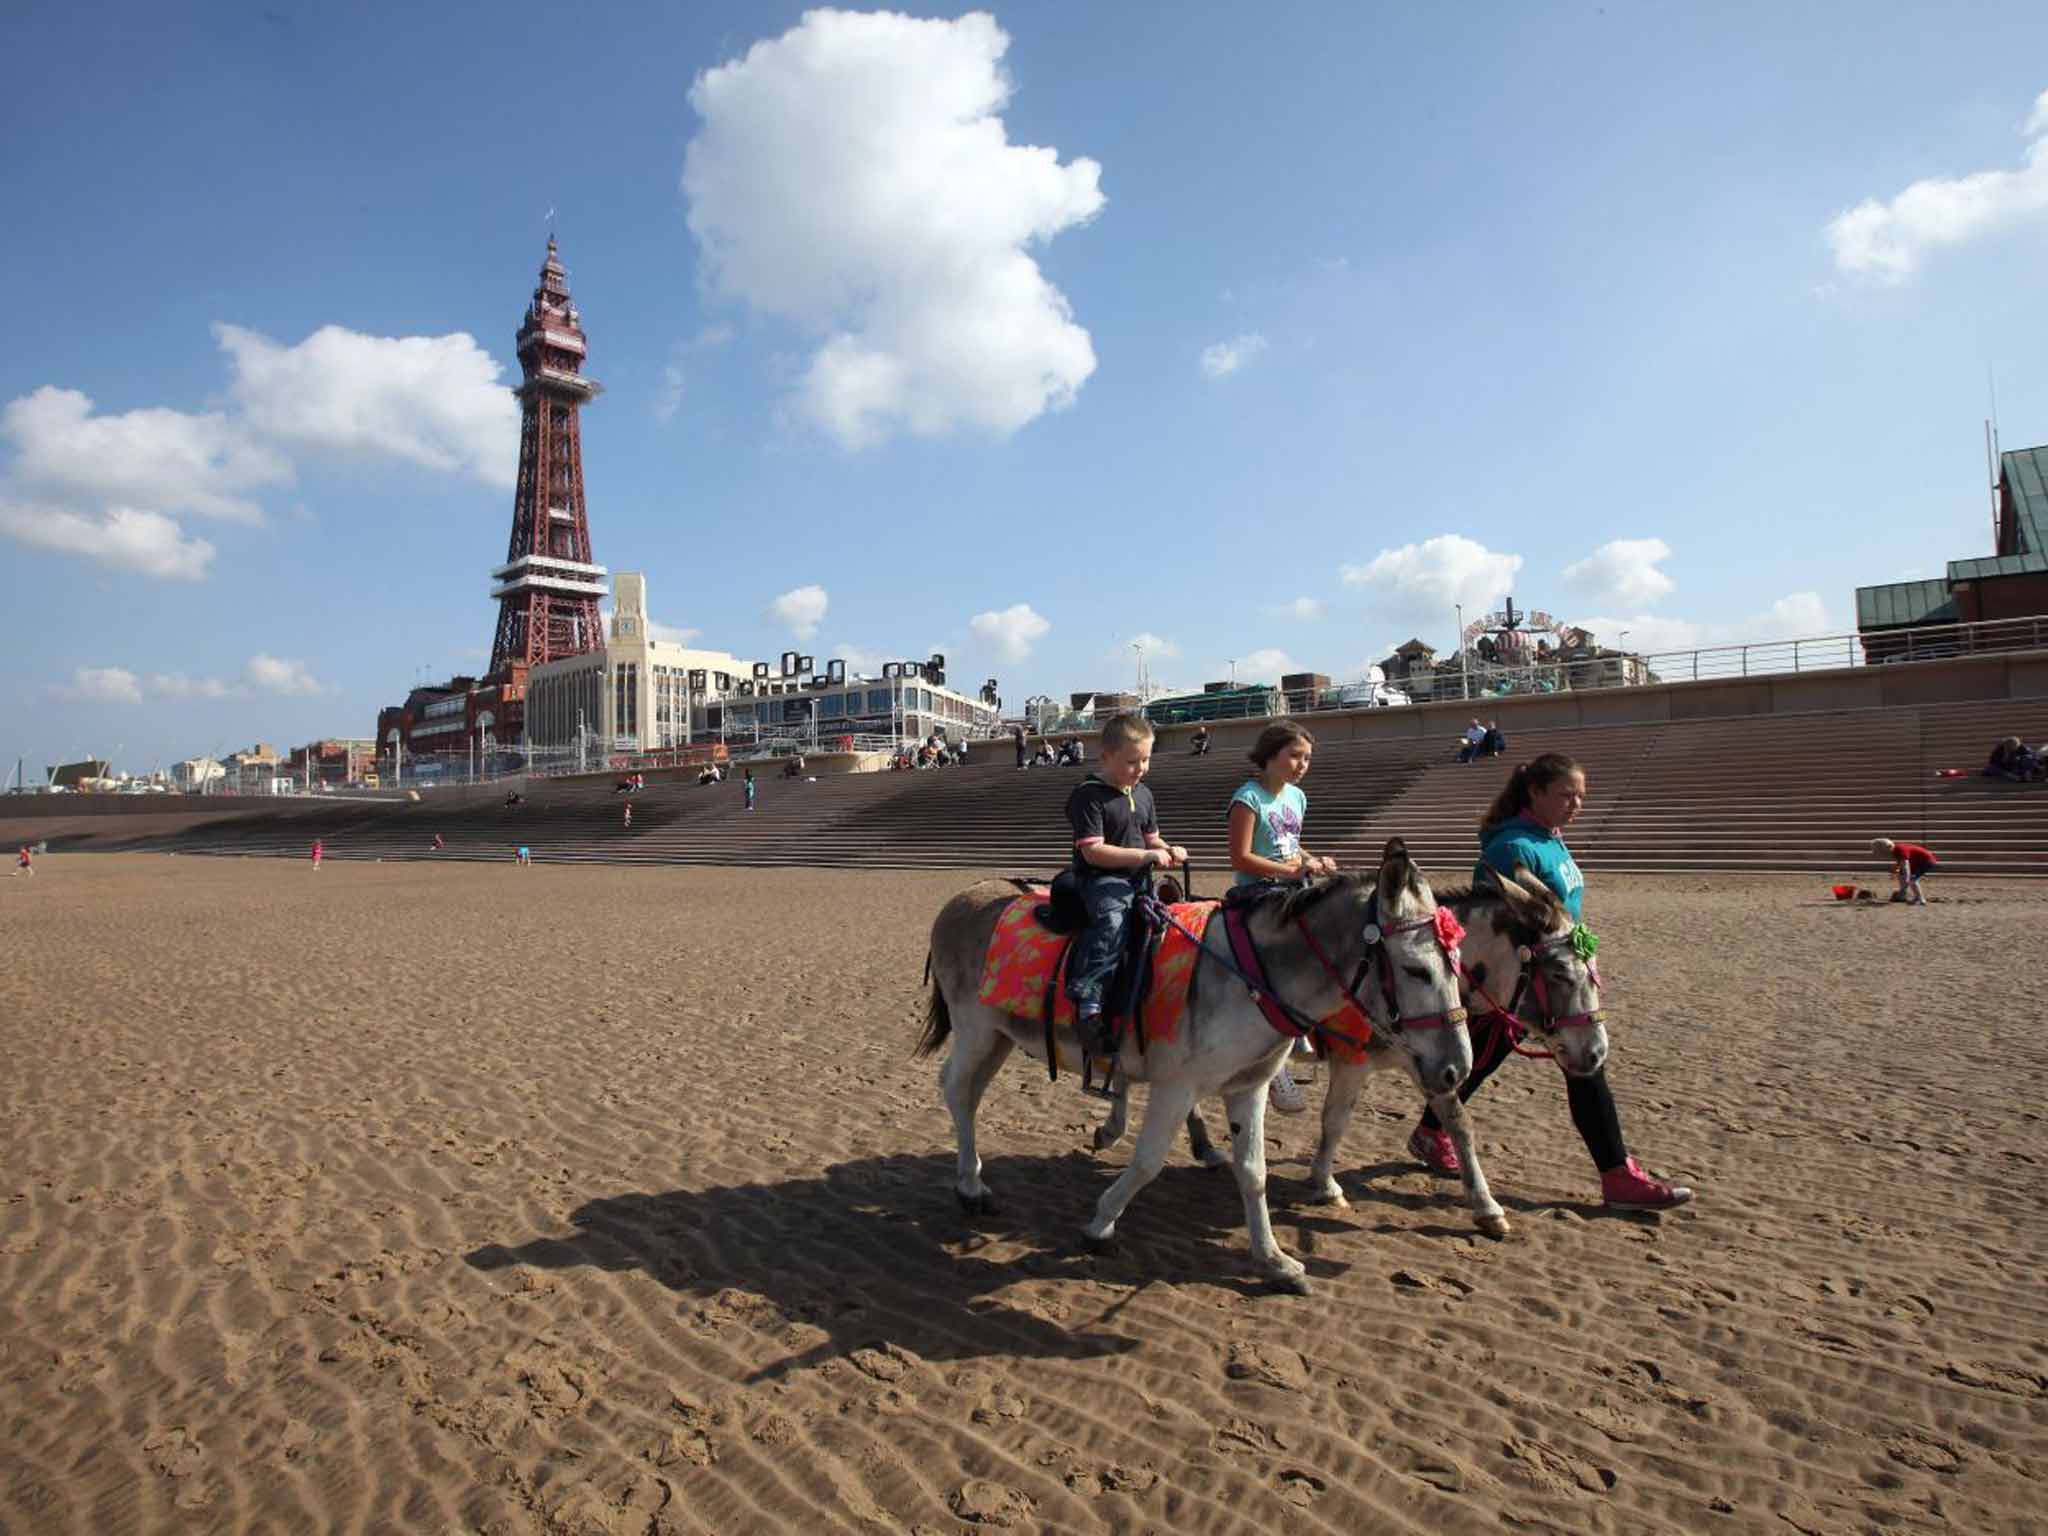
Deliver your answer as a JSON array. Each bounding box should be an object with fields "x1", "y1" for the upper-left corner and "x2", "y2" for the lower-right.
[{"x1": 1066, "y1": 774, "x2": 1157, "y2": 875}]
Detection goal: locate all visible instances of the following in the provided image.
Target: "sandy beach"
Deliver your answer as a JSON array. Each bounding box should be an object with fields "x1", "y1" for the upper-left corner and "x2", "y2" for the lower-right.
[{"x1": 3, "y1": 853, "x2": 2046, "y2": 1534}]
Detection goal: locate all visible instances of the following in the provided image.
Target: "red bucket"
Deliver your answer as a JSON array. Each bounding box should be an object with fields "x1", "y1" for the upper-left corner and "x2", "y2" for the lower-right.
[{"x1": 1830, "y1": 884, "x2": 1858, "y2": 901}]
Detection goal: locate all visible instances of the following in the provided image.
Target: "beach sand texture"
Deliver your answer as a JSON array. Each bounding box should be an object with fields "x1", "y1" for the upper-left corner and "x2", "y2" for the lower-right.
[{"x1": 3, "y1": 855, "x2": 2046, "y2": 1534}]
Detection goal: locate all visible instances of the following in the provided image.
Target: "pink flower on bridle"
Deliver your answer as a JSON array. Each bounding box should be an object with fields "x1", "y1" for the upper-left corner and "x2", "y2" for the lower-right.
[{"x1": 1433, "y1": 906, "x2": 1466, "y2": 957}]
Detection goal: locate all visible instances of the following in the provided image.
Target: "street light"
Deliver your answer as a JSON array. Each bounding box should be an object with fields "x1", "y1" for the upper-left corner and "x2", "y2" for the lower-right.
[
  {"x1": 1455, "y1": 605, "x2": 1468, "y2": 702},
  {"x1": 1618, "y1": 629, "x2": 1631, "y2": 687},
  {"x1": 1227, "y1": 658, "x2": 1236, "y2": 687}
]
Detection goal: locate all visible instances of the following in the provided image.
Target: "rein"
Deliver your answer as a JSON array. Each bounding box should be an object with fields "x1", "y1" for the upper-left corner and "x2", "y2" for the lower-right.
[
  {"x1": 1458, "y1": 928, "x2": 1605, "y2": 1062},
  {"x1": 1152, "y1": 887, "x2": 1466, "y2": 1055}
]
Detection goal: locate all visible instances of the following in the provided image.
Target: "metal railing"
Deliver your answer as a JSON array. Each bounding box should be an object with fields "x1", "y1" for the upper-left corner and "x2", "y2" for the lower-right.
[{"x1": 1096, "y1": 612, "x2": 2048, "y2": 725}]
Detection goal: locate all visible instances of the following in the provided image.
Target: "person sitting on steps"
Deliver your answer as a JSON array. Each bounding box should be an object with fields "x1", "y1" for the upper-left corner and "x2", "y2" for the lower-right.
[{"x1": 1064, "y1": 713, "x2": 1186, "y2": 1060}]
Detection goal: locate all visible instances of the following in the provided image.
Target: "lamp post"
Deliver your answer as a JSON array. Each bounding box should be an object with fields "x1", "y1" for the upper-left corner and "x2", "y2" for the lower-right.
[
  {"x1": 1228, "y1": 657, "x2": 1236, "y2": 687},
  {"x1": 1618, "y1": 630, "x2": 1630, "y2": 687},
  {"x1": 1455, "y1": 604, "x2": 1468, "y2": 702}
]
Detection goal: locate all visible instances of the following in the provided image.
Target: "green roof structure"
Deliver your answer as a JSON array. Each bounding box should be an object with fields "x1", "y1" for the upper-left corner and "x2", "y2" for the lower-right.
[
  {"x1": 1948, "y1": 445, "x2": 2048, "y2": 582},
  {"x1": 1856, "y1": 444, "x2": 2048, "y2": 632}
]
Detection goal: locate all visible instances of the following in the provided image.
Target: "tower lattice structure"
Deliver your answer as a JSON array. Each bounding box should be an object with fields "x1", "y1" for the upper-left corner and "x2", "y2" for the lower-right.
[{"x1": 489, "y1": 237, "x2": 608, "y2": 676}]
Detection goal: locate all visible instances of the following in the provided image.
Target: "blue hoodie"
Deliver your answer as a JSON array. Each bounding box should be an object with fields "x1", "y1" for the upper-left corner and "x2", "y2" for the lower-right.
[{"x1": 1476, "y1": 814, "x2": 1583, "y2": 921}]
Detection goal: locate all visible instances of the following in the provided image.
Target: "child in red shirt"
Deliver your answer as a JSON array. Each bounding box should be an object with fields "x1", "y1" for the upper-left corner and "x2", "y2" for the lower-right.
[{"x1": 1872, "y1": 837, "x2": 1937, "y2": 906}]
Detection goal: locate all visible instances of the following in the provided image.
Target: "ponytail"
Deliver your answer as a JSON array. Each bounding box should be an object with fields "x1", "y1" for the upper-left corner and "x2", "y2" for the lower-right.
[{"x1": 1479, "y1": 751, "x2": 1580, "y2": 837}]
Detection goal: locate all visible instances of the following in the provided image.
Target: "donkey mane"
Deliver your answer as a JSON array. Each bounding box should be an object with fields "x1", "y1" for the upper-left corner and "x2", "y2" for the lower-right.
[{"x1": 1275, "y1": 873, "x2": 1362, "y2": 924}]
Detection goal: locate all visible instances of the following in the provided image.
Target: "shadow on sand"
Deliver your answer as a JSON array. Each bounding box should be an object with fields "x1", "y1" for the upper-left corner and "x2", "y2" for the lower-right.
[{"x1": 465, "y1": 1149, "x2": 1372, "y2": 1381}]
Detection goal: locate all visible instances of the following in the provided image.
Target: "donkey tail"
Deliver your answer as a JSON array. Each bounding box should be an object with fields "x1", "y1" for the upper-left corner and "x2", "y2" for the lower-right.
[{"x1": 914, "y1": 975, "x2": 954, "y2": 1058}]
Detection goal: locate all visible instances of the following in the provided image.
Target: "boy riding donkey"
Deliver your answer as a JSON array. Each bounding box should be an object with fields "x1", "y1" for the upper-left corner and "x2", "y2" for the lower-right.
[{"x1": 1065, "y1": 714, "x2": 1187, "y2": 1080}]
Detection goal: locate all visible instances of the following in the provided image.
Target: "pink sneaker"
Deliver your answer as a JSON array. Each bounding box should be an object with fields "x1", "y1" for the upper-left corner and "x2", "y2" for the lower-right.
[
  {"x1": 1407, "y1": 1123, "x2": 1461, "y2": 1176},
  {"x1": 1601, "y1": 1156, "x2": 1693, "y2": 1211}
]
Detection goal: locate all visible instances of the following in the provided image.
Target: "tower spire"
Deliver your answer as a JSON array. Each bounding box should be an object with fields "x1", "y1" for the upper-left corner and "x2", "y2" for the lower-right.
[{"x1": 487, "y1": 237, "x2": 607, "y2": 677}]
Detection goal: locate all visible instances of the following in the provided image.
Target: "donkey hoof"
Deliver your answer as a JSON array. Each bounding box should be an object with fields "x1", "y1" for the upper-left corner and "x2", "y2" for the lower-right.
[
  {"x1": 1307, "y1": 1182, "x2": 1349, "y2": 1208},
  {"x1": 1268, "y1": 1263, "x2": 1313, "y2": 1296},
  {"x1": 1079, "y1": 1229, "x2": 1117, "y2": 1254},
  {"x1": 1198, "y1": 1146, "x2": 1231, "y2": 1170},
  {"x1": 956, "y1": 1189, "x2": 997, "y2": 1217},
  {"x1": 1089, "y1": 1127, "x2": 1118, "y2": 1153},
  {"x1": 1475, "y1": 1211, "x2": 1511, "y2": 1241}
]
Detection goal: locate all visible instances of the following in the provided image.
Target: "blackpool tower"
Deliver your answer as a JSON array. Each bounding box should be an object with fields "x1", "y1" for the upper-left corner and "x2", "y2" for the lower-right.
[{"x1": 488, "y1": 237, "x2": 608, "y2": 674}]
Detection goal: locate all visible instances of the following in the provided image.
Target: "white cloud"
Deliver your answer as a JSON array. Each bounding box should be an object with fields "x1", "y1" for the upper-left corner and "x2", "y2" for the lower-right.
[
  {"x1": 1119, "y1": 631, "x2": 1179, "y2": 660},
  {"x1": 0, "y1": 500, "x2": 215, "y2": 581},
  {"x1": 216, "y1": 323, "x2": 517, "y2": 486},
  {"x1": 648, "y1": 620, "x2": 702, "y2": 645},
  {"x1": 1562, "y1": 537, "x2": 1675, "y2": 608},
  {"x1": 1826, "y1": 90, "x2": 2048, "y2": 280},
  {"x1": 245, "y1": 653, "x2": 324, "y2": 696},
  {"x1": 1233, "y1": 647, "x2": 1296, "y2": 680},
  {"x1": 1341, "y1": 533, "x2": 1524, "y2": 613},
  {"x1": 1753, "y1": 591, "x2": 1830, "y2": 639},
  {"x1": 654, "y1": 357, "x2": 686, "y2": 424},
  {"x1": 64, "y1": 666, "x2": 143, "y2": 704},
  {"x1": 1568, "y1": 592, "x2": 1832, "y2": 654},
  {"x1": 1272, "y1": 596, "x2": 1323, "y2": 621},
  {"x1": 682, "y1": 9, "x2": 1103, "y2": 448},
  {"x1": 770, "y1": 583, "x2": 830, "y2": 639},
  {"x1": 2, "y1": 386, "x2": 288, "y2": 525},
  {"x1": 149, "y1": 672, "x2": 232, "y2": 700},
  {"x1": 1199, "y1": 332, "x2": 1268, "y2": 379},
  {"x1": 970, "y1": 602, "x2": 1051, "y2": 661}
]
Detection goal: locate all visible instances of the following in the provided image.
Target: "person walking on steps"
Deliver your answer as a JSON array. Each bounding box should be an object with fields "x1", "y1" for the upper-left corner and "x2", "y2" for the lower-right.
[
  {"x1": 743, "y1": 768, "x2": 756, "y2": 812},
  {"x1": 1226, "y1": 720, "x2": 1338, "y2": 1115},
  {"x1": 1407, "y1": 752, "x2": 1693, "y2": 1212}
]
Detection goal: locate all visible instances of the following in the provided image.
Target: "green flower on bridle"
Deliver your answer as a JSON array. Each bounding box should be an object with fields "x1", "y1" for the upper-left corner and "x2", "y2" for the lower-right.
[{"x1": 1569, "y1": 923, "x2": 1599, "y2": 962}]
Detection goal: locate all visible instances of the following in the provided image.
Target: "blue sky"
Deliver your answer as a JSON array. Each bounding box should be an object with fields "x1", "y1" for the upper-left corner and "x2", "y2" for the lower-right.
[{"x1": 6, "y1": 2, "x2": 2048, "y2": 775}]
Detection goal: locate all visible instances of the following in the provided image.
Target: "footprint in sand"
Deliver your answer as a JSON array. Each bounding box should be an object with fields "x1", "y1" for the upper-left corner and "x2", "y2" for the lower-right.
[
  {"x1": 948, "y1": 1479, "x2": 1035, "y2": 1527},
  {"x1": 1885, "y1": 1429, "x2": 1966, "y2": 1475},
  {"x1": 1276, "y1": 1469, "x2": 1328, "y2": 1507}
]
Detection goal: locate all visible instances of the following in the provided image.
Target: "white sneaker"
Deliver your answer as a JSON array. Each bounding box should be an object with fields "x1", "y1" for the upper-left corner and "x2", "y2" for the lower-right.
[{"x1": 1268, "y1": 1066, "x2": 1309, "y2": 1115}]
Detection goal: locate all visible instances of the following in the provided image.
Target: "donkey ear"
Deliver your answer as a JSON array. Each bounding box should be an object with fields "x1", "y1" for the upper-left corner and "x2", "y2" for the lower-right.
[
  {"x1": 1377, "y1": 839, "x2": 1422, "y2": 912},
  {"x1": 1497, "y1": 864, "x2": 1565, "y2": 933}
]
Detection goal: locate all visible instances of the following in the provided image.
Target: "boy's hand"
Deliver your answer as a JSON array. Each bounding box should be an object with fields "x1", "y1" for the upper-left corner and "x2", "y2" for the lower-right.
[{"x1": 1167, "y1": 844, "x2": 1188, "y2": 868}]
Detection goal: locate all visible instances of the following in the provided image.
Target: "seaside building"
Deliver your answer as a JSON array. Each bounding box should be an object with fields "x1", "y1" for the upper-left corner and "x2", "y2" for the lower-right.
[
  {"x1": 1857, "y1": 445, "x2": 2048, "y2": 659},
  {"x1": 172, "y1": 756, "x2": 227, "y2": 793},
  {"x1": 527, "y1": 573, "x2": 999, "y2": 755}
]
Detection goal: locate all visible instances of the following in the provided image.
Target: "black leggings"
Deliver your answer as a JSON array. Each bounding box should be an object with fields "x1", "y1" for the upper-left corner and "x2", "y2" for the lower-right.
[{"x1": 1418, "y1": 1013, "x2": 1627, "y2": 1172}]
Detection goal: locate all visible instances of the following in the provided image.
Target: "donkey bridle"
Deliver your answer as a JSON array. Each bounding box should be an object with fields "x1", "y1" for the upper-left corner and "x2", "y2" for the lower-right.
[{"x1": 1294, "y1": 903, "x2": 1468, "y2": 1038}]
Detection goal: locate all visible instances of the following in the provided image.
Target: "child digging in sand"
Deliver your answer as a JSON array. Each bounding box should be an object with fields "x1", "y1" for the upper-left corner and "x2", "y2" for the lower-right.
[{"x1": 1872, "y1": 837, "x2": 1938, "y2": 906}]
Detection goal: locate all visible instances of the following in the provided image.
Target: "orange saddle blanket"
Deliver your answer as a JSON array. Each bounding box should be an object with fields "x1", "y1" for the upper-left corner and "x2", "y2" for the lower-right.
[{"x1": 977, "y1": 893, "x2": 1216, "y2": 1045}]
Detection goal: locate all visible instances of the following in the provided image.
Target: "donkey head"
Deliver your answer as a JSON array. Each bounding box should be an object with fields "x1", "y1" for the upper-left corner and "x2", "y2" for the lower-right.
[
  {"x1": 1284, "y1": 839, "x2": 1473, "y2": 1097},
  {"x1": 1485, "y1": 866, "x2": 1608, "y2": 1078}
]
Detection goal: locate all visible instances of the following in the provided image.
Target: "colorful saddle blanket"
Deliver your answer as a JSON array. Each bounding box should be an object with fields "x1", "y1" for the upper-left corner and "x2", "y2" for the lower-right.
[{"x1": 978, "y1": 893, "x2": 1217, "y2": 1045}]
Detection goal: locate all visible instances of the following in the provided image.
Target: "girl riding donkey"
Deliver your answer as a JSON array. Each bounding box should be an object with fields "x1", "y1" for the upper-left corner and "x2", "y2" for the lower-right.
[{"x1": 919, "y1": 840, "x2": 1501, "y2": 1293}]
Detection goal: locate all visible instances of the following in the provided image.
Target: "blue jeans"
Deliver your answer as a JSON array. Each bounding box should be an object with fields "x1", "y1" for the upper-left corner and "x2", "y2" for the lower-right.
[{"x1": 1067, "y1": 873, "x2": 1139, "y2": 1011}]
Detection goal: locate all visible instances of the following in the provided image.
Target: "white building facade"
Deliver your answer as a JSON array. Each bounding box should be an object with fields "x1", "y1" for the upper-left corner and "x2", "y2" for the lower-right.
[{"x1": 525, "y1": 573, "x2": 1000, "y2": 754}]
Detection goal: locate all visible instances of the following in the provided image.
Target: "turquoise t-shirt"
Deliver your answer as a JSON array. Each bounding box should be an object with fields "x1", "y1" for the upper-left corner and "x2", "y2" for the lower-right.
[
  {"x1": 1230, "y1": 779, "x2": 1307, "y2": 885},
  {"x1": 1476, "y1": 815, "x2": 1583, "y2": 919}
]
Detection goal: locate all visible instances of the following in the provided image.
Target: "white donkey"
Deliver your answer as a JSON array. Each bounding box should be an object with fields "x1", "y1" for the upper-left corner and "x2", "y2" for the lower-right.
[
  {"x1": 917, "y1": 840, "x2": 1484, "y2": 1293},
  {"x1": 1139, "y1": 866, "x2": 1607, "y2": 1228}
]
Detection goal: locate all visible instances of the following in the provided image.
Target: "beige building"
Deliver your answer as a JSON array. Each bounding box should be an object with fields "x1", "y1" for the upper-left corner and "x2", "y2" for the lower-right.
[{"x1": 526, "y1": 574, "x2": 759, "y2": 752}]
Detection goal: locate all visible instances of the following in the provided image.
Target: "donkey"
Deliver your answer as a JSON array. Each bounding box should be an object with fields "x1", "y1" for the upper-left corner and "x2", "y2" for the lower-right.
[
  {"x1": 1303, "y1": 866, "x2": 1608, "y2": 1228},
  {"x1": 1107, "y1": 866, "x2": 1601, "y2": 1238},
  {"x1": 917, "y1": 840, "x2": 1474, "y2": 1294}
]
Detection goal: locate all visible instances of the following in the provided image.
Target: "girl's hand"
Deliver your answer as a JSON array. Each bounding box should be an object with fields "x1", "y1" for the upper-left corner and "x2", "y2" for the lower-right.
[{"x1": 1167, "y1": 844, "x2": 1188, "y2": 868}]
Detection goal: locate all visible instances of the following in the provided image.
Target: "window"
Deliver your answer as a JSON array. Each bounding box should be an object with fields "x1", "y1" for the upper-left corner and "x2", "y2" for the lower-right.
[
  {"x1": 868, "y1": 688, "x2": 891, "y2": 714},
  {"x1": 820, "y1": 695, "x2": 844, "y2": 719}
]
